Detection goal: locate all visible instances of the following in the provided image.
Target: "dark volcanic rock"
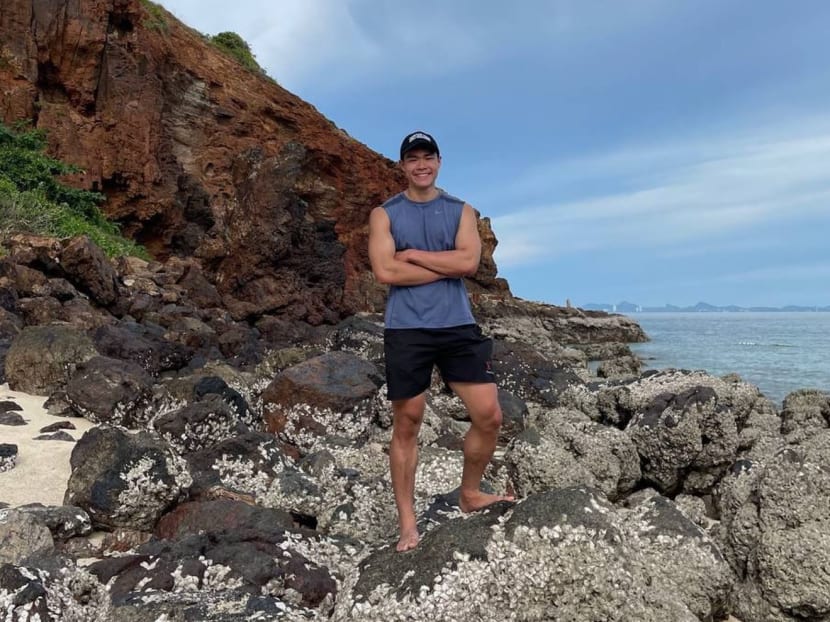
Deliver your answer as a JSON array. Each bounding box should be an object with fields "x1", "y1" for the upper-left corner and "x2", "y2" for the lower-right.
[
  {"x1": 153, "y1": 394, "x2": 250, "y2": 454},
  {"x1": 261, "y1": 351, "x2": 382, "y2": 434},
  {"x1": 0, "y1": 411, "x2": 26, "y2": 426},
  {"x1": 0, "y1": 509, "x2": 54, "y2": 565},
  {"x1": 0, "y1": 400, "x2": 23, "y2": 413},
  {"x1": 627, "y1": 385, "x2": 738, "y2": 494},
  {"x1": 0, "y1": 443, "x2": 18, "y2": 473},
  {"x1": 64, "y1": 355, "x2": 154, "y2": 427},
  {"x1": 90, "y1": 321, "x2": 193, "y2": 376},
  {"x1": 334, "y1": 486, "x2": 722, "y2": 621},
  {"x1": 4, "y1": 325, "x2": 98, "y2": 394},
  {"x1": 13, "y1": 504, "x2": 92, "y2": 541},
  {"x1": 33, "y1": 430, "x2": 75, "y2": 441},
  {"x1": 154, "y1": 499, "x2": 295, "y2": 541},
  {"x1": 186, "y1": 431, "x2": 292, "y2": 494},
  {"x1": 64, "y1": 426, "x2": 192, "y2": 531},
  {"x1": 491, "y1": 338, "x2": 586, "y2": 406},
  {"x1": 59, "y1": 236, "x2": 121, "y2": 306}
]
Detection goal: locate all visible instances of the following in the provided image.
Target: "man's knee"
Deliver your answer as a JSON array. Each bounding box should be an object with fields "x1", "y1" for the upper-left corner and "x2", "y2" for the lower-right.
[
  {"x1": 472, "y1": 402, "x2": 502, "y2": 433},
  {"x1": 392, "y1": 399, "x2": 425, "y2": 438}
]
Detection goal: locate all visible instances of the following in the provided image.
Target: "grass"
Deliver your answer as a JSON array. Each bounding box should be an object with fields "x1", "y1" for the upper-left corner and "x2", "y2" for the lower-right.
[
  {"x1": 140, "y1": 0, "x2": 169, "y2": 33},
  {"x1": 0, "y1": 121, "x2": 149, "y2": 259}
]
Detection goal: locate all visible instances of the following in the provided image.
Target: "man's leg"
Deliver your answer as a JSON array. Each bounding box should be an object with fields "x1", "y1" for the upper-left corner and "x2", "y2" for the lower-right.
[
  {"x1": 390, "y1": 393, "x2": 426, "y2": 551},
  {"x1": 449, "y1": 381, "x2": 514, "y2": 512}
]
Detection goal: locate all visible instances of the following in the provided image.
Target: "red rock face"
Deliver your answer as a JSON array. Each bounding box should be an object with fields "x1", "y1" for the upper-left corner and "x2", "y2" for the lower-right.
[{"x1": 0, "y1": 0, "x2": 511, "y2": 324}]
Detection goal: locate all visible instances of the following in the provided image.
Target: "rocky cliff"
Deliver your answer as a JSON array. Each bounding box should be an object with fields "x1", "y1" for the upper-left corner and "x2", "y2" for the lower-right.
[{"x1": 1, "y1": 0, "x2": 512, "y2": 325}]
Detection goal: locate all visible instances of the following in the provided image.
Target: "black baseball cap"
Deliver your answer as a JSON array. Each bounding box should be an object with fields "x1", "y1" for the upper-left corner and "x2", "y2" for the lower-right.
[{"x1": 400, "y1": 131, "x2": 440, "y2": 160}]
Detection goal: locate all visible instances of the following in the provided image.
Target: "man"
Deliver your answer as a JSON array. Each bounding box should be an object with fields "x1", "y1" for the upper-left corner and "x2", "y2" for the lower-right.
[{"x1": 368, "y1": 130, "x2": 513, "y2": 552}]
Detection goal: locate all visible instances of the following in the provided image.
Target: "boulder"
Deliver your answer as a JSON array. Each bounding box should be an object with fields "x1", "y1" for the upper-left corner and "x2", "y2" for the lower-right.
[
  {"x1": 505, "y1": 407, "x2": 640, "y2": 500},
  {"x1": 0, "y1": 509, "x2": 54, "y2": 565},
  {"x1": 153, "y1": 394, "x2": 251, "y2": 454},
  {"x1": 64, "y1": 426, "x2": 192, "y2": 531},
  {"x1": 5, "y1": 325, "x2": 98, "y2": 394},
  {"x1": 626, "y1": 385, "x2": 738, "y2": 494},
  {"x1": 64, "y1": 355, "x2": 154, "y2": 427},
  {"x1": 333, "y1": 486, "x2": 723, "y2": 622},
  {"x1": 715, "y1": 429, "x2": 830, "y2": 621}
]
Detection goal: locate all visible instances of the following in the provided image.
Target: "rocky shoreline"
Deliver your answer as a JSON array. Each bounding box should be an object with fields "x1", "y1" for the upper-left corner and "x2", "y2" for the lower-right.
[{"x1": 1, "y1": 234, "x2": 829, "y2": 621}]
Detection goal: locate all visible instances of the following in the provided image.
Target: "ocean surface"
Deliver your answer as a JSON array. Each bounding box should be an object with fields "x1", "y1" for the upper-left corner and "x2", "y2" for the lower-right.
[{"x1": 628, "y1": 312, "x2": 830, "y2": 406}]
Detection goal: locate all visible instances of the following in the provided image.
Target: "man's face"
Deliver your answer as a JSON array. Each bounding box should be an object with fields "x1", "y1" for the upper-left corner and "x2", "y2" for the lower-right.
[{"x1": 400, "y1": 149, "x2": 441, "y2": 190}]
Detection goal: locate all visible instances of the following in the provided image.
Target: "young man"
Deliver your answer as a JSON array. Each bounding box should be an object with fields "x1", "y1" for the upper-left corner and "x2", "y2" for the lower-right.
[{"x1": 368, "y1": 130, "x2": 513, "y2": 552}]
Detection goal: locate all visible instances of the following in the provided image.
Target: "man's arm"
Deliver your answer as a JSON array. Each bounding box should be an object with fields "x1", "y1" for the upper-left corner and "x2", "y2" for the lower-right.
[
  {"x1": 396, "y1": 204, "x2": 481, "y2": 278},
  {"x1": 368, "y1": 207, "x2": 445, "y2": 286}
]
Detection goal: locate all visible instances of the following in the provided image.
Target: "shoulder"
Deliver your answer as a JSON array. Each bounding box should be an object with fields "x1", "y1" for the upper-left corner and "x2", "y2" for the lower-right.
[
  {"x1": 382, "y1": 192, "x2": 407, "y2": 210},
  {"x1": 439, "y1": 191, "x2": 465, "y2": 207},
  {"x1": 369, "y1": 205, "x2": 390, "y2": 226}
]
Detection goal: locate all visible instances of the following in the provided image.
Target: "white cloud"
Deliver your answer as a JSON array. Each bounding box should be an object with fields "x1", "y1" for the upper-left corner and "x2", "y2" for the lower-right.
[{"x1": 491, "y1": 119, "x2": 830, "y2": 267}]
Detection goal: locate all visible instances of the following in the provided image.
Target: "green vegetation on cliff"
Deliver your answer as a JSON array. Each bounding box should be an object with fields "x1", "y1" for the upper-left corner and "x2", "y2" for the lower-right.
[
  {"x1": 210, "y1": 31, "x2": 263, "y2": 73},
  {"x1": 0, "y1": 122, "x2": 148, "y2": 258}
]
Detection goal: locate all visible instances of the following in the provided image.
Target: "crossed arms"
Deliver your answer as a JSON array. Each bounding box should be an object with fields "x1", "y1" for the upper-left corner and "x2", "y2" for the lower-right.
[{"x1": 368, "y1": 204, "x2": 482, "y2": 286}]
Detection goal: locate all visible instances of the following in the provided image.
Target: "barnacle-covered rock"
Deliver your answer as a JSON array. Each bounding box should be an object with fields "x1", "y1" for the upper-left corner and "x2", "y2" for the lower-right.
[
  {"x1": 505, "y1": 406, "x2": 640, "y2": 500},
  {"x1": 715, "y1": 428, "x2": 830, "y2": 621},
  {"x1": 64, "y1": 426, "x2": 192, "y2": 531},
  {"x1": 333, "y1": 486, "x2": 725, "y2": 622},
  {"x1": 64, "y1": 356, "x2": 154, "y2": 427}
]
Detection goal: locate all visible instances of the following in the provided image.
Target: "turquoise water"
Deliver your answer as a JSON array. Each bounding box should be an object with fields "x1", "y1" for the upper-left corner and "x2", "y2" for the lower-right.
[{"x1": 628, "y1": 312, "x2": 830, "y2": 406}]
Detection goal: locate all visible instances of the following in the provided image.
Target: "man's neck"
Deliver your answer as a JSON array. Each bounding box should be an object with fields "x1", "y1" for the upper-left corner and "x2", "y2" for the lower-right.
[{"x1": 404, "y1": 187, "x2": 440, "y2": 203}]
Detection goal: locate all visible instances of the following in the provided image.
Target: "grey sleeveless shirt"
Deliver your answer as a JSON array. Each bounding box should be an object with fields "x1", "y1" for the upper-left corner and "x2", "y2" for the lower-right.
[{"x1": 382, "y1": 191, "x2": 476, "y2": 329}]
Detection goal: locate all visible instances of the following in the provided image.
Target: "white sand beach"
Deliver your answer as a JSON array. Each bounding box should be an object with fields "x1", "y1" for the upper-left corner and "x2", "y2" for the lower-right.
[{"x1": 0, "y1": 383, "x2": 95, "y2": 508}]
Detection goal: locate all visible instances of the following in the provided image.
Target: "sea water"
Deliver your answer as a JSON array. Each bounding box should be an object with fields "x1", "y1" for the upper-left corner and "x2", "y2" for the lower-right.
[{"x1": 628, "y1": 312, "x2": 830, "y2": 406}]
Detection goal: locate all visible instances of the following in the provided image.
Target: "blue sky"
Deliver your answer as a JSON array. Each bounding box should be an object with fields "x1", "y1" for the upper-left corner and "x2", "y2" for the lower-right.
[{"x1": 161, "y1": 0, "x2": 830, "y2": 308}]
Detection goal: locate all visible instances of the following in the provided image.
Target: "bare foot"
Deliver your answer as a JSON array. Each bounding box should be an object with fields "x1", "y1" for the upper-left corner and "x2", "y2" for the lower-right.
[
  {"x1": 396, "y1": 527, "x2": 420, "y2": 552},
  {"x1": 459, "y1": 490, "x2": 515, "y2": 513}
]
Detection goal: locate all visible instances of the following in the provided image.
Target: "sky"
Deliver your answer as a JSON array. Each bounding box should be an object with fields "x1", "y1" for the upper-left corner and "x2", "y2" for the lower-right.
[{"x1": 160, "y1": 0, "x2": 830, "y2": 308}]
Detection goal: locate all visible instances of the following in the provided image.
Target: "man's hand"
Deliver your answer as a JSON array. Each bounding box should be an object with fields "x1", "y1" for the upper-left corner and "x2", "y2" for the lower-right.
[
  {"x1": 369, "y1": 208, "x2": 445, "y2": 286},
  {"x1": 394, "y1": 249, "x2": 418, "y2": 263}
]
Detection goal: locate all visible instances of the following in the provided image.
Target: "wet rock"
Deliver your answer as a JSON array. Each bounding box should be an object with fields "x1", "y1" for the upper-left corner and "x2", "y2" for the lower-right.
[
  {"x1": 65, "y1": 426, "x2": 192, "y2": 531},
  {"x1": 5, "y1": 325, "x2": 98, "y2": 394},
  {"x1": 64, "y1": 355, "x2": 154, "y2": 427}
]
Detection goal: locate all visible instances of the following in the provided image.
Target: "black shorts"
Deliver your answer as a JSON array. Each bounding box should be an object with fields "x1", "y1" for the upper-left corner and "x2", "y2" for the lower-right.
[{"x1": 383, "y1": 324, "x2": 495, "y2": 401}]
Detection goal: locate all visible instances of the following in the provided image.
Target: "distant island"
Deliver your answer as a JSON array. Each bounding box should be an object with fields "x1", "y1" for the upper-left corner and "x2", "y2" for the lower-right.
[{"x1": 582, "y1": 301, "x2": 830, "y2": 313}]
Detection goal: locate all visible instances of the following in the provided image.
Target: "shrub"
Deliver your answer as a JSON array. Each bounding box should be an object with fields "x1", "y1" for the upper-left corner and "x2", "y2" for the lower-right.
[
  {"x1": 210, "y1": 31, "x2": 263, "y2": 73},
  {"x1": 0, "y1": 121, "x2": 149, "y2": 259}
]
